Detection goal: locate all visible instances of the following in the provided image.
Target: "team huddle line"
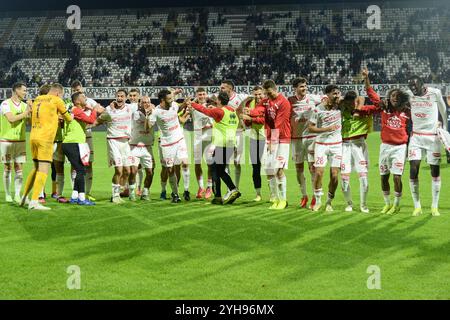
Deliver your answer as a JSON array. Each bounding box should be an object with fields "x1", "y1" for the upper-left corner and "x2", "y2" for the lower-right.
[{"x1": 0, "y1": 69, "x2": 448, "y2": 215}]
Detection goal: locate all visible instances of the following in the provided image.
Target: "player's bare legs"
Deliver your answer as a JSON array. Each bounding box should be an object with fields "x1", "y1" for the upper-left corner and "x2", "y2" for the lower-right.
[
  {"x1": 380, "y1": 174, "x2": 391, "y2": 213},
  {"x1": 141, "y1": 167, "x2": 153, "y2": 200},
  {"x1": 128, "y1": 165, "x2": 139, "y2": 201},
  {"x1": 112, "y1": 166, "x2": 129, "y2": 203},
  {"x1": 53, "y1": 160, "x2": 67, "y2": 203},
  {"x1": 275, "y1": 168, "x2": 288, "y2": 209},
  {"x1": 167, "y1": 165, "x2": 180, "y2": 203},
  {"x1": 295, "y1": 162, "x2": 307, "y2": 206},
  {"x1": 195, "y1": 163, "x2": 205, "y2": 198},
  {"x1": 326, "y1": 167, "x2": 340, "y2": 212},
  {"x1": 312, "y1": 167, "x2": 324, "y2": 211}
]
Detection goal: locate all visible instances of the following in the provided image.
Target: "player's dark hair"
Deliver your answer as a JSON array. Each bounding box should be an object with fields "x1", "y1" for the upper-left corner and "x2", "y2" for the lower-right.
[
  {"x1": 385, "y1": 88, "x2": 410, "y2": 112},
  {"x1": 39, "y1": 83, "x2": 51, "y2": 95},
  {"x1": 196, "y1": 87, "x2": 206, "y2": 93},
  {"x1": 221, "y1": 80, "x2": 235, "y2": 90},
  {"x1": 292, "y1": 77, "x2": 307, "y2": 88},
  {"x1": 262, "y1": 79, "x2": 276, "y2": 90},
  {"x1": 71, "y1": 92, "x2": 83, "y2": 104},
  {"x1": 130, "y1": 88, "x2": 140, "y2": 94},
  {"x1": 158, "y1": 89, "x2": 171, "y2": 102},
  {"x1": 324, "y1": 84, "x2": 339, "y2": 94},
  {"x1": 217, "y1": 91, "x2": 230, "y2": 106},
  {"x1": 253, "y1": 85, "x2": 263, "y2": 91},
  {"x1": 117, "y1": 88, "x2": 128, "y2": 96},
  {"x1": 70, "y1": 80, "x2": 82, "y2": 89},
  {"x1": 12, "y1": 82, "x2": 26, "y2": 92},
  {"x1": 339, "y1": 90, "x2": 358, "y2": 113}
]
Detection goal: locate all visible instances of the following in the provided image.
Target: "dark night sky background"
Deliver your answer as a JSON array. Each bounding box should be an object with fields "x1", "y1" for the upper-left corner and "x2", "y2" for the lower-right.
[{"x1": 0, "y1": 0, "x2": 427, "y2": 11}]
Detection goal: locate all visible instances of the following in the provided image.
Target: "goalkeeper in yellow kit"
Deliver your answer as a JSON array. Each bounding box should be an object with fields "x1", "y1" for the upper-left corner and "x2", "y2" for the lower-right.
[{"x1": 21, "y1": 83, "x2": 72, "y2": 210}]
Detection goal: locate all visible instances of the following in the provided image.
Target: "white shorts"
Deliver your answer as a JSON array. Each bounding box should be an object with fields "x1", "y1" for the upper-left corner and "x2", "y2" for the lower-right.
[
  {"x1": 107, "y1": 138, "x2": 133, "y2": 167},
  {"x1": 160, "y1": 138, "x2": 188, "y2": 168},
  {"x1": 193, "y1": 129, "x2": 214, "y2": 165},
  {"x1": 86, "y1": 136, "x2": 94, "y2": 162},
  {"x1": 291, "y1": 137, "x2": 315, "y2": 164},
  {"x1": 379, "y1": 143, "x2": 407, "y2": 176},
  {"x1": 340, "y1": 138, "x2": 369, "y2": 174},
  {"x1": 233, "y1": 129, "x2": 244, "y2": 164},
  {"x1": 130, "y1": 145, "x2": 154, "y2": 169},
  {"x1": 0, "y1": 141, "x2": 26, "y2": 163},
  {"x1": 53, "y1": 142, "x2": 65, "y2": 162},
  {"x1": 262, "y1": 142, "x2": 290, "y2": 172},
  {"x1": 408, "y1": 133, "x2": 441, "y2": 165},
  {"x1": 314, "y1": 142, "x2": 343, "y2": 168}
]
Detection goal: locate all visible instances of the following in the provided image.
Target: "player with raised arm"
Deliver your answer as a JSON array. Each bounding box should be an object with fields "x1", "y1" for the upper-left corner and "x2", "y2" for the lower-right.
[
  {"x1": 95, "y1": 89, "x2": 136, "y2": 204},
  {"x1": 149, "y1": 89, "x2": 190, "y2": 203},
  {"x1": 220, "y1": 80, "x2": 248, "y2": 190},
  {"x1": 62, "y1": 92, "x2": 97, "y2": 205},
  {"x1": 406, "y1": 76, "x2": 448, "y2": 217},
  {"x1": 192, "y1": 87, "x2": 214, "y2": 199},
  {"x1": 288, "y1": 77, "x2": 323, "y2": 209},
  {"x1": 339, "y1": 90, "x2": 372, "y2": 213},
  {"x1": 70, "y1": 80, "x2": 105, "y2": 201},
  {"x1": 21, "y1": 83, "x2": 72, "y2": 210},
  {"x1": 308, "y1": 84, "x2": 342, "y2": 212},
  {"x1": 246, "y1": 80, "x2": 292, "y2": 210},
  {"x1": 128, "y1": 95, "x2": 155, "y2": 201},
  {"x1": 0, "y1": 82, "x2": 31, "y2": 203},
  {"x1": 188, "y1": 91, "x2": 241, "y2": 205},
  {"x1": 357, "y1": 67, "x2": 411, "y2": 215}
]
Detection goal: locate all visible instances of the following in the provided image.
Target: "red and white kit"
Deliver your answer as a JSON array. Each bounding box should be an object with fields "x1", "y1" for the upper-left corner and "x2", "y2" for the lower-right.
[
  {"x1": 250, "y1": 93, "x2": 292, "y2": 170},
  {"x1": 100, "y1": 103, "x2": 137, "y2": 167},
  {"x1": 310, "y1": 104, "x2": 342, "y2": 168},
  {"x1": 407, "y1": 87, "x2": 447, "y2": 165},
  {"x1": 289, "y1": 94, "x2": 323, "y2": 164},
  {"x1": 149, "y1": 102, "x2": 188, "y2": 168},
  {"x1": 359, "y1": 87, "x2": 411, "y2": 175},
  {"x1": 129, "y1": 107, "x2": 155, "y2": 169}
]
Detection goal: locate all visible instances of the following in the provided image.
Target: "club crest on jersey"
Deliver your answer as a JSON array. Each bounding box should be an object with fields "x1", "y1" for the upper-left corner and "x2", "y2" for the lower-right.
[{"x1": 386, "y1": 115, "x2": 402, "y2": 128}]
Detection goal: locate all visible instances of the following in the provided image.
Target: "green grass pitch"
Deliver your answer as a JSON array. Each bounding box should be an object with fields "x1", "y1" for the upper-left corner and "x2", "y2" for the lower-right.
[{"x1": 0, "y1": 132, "x2": 449, "y2": 299}]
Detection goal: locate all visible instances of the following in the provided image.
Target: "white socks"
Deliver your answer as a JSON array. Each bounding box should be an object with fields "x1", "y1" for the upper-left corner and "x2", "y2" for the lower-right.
[
  {"x1": 278, "y1": 175, "x2": 287, "y2": 201},
  {"x1": 341, "y1": 174, "x2": 352, "y2": 205},
  {"x1": 182, "y1": 166, "x2": 190, "y2": 191},
  {"x1": 359, "y1": 175, "x2": 368, "y2": 207},
  {"x1": 129, "y1": 184, "x2": 136, "y2": 196},
  {"x1": 394, "y1": 192, "x2": 402, "y2": 207},
  {"x1": 198, "y1": 174, "x2": 204, "y2": 189},
  {"x1": 56, "y1": 173, "x2": 64, "y2": 197},
  {"x1": 3, "y1": 170, "x2": 11, "y2": 198},
  {"x1": 268, "y1": 177, "x2": 279, "y2": 200},
  {"x1": 383, "y1": 191, "x2": 390, "y2": 205},
  {"x1": 314, "y1": 188, "x2": 323, "y2": 205},
  {"x1": 112, "y1": 184, "x2": 121, "y2": 198},
  {"x1": 432, "y1": 176, "x2": 441, "y2": 208},
  {"x1": 409, "y1": 179, "x2": 421, "y2": 209},
  {"x1": 143, "y1": 187, "x2": 149, "y2": 196},
  {"x1": 14, "y1": 170, "x2": 22, "y2": 197},
  {"x1": 71, "y1": 190, "x2": 79, "y2": 199}
]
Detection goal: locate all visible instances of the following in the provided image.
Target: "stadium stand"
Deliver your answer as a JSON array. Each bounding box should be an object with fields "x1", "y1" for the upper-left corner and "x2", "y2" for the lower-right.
[{"x1": 0, "y1": 3, "x2": 449, "y2": 87}]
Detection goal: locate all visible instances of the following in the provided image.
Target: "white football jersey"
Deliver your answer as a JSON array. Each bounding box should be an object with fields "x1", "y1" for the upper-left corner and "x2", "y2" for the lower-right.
[
  {"x1": 149, "y1": 101, "x2": 184, "y2": 146},
  {"x1": 192, "y1": 102, "x2": 213, "y2": 131},
  {"x1": 100, "y1": 103, "x2": 137, "y2": 139},
  {"x1": 84, "y1": 98, "x2": 98, "y2": 138},
  {"x1": 130, "y1": 108, "x2": 154, "y2": 146},
  {"x1": 407, "y1": 87, "x2": 448, "y2": 134},
  {"x1": 309, "y1": 104, "x2": 342, "y2": 144},
  {"x1": 290, "y1": 94, "x2": 323, "y2": 138}
]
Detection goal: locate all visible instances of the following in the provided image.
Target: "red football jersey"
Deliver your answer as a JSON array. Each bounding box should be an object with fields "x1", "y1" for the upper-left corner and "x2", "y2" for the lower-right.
[{"x1": 250, "y1": 93, "x2": 292, "y2": 144}]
